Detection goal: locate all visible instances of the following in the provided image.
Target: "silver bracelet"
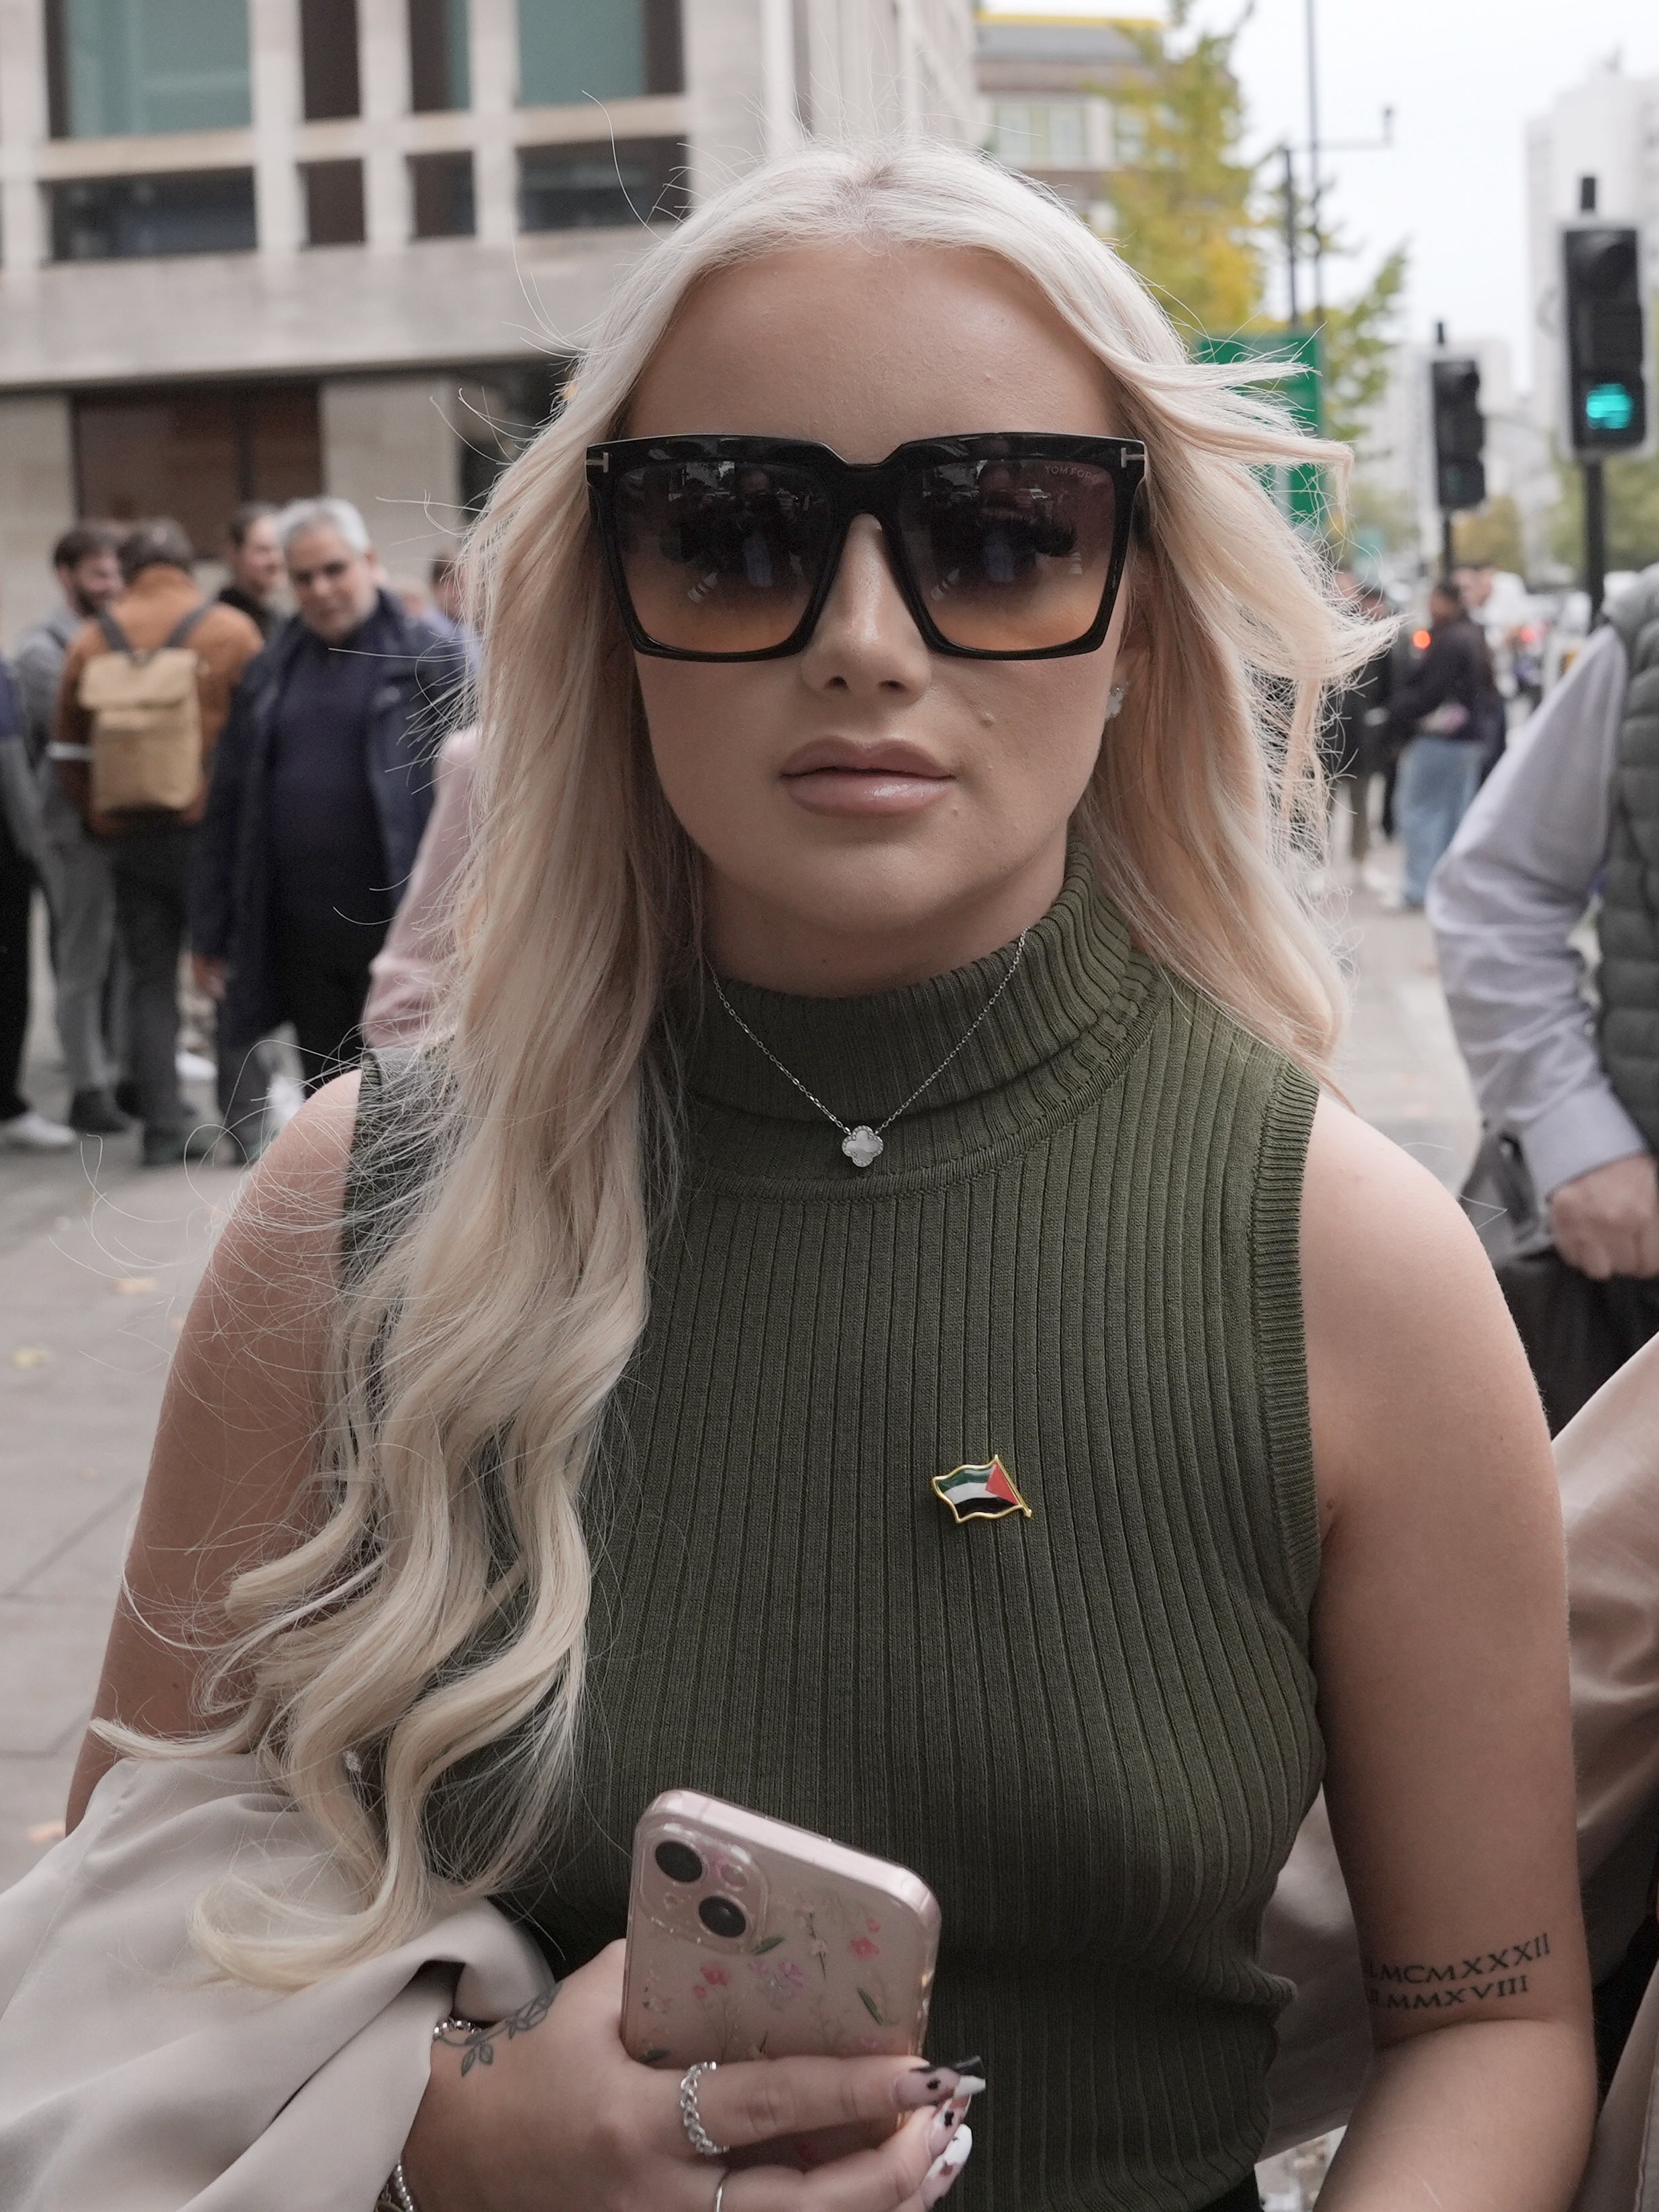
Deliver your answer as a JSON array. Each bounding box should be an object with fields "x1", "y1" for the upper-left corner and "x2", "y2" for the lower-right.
[
  {"x1": 383, "y1": 2166, "x2": 419, "y2": 2212},
  {"x1": 383, "y1": 2018, "x2": 478, "y2": 2208}
]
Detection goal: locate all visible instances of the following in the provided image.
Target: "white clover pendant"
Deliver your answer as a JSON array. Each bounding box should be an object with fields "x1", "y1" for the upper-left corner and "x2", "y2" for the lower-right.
[{"x1": 841, "y1": 1125, "x2": 884, "y2": 1169}]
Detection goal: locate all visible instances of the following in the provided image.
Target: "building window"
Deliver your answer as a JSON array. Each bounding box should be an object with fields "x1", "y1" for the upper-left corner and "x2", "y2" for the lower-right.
[
  {"x1": 410, "y1": 151, "x2": 475, "y2": 237},
  {"x1": 408, "y1": 0, "x2": 469, "y2": 111},
  {"x1": 301, "y1": 0, "x2": 360, "y2": 121},
  {"x1": 74, "y1": 382, "x2": 322, "y2": 554},
  {"x1": 991, "y1": 99, "x2": 1092, "y2": 170},
  {"x1": 456, "y1": 364, "x2": 565, "y2": 513},
  {"x1": 302, "y1": 158, "x2": 366, "y2": 245},
  {"x1": 518, "y1": 138, "x2": 689, "y2": 231},
  {"x1": 50, "y1": 168, "x2": 256, "y2": 258},
  {"x1": 517, "y1": 0, "x2": 681, "y2": 105},
  {"x1": 45, "y1": 0, "x2": 252, "y2": 139}
]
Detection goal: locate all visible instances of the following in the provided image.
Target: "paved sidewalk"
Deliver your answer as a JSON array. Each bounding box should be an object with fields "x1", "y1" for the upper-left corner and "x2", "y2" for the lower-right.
[
  {"x1": 0, "y1": 840, "x2": 1478, "y2": 1900},
  {"x1": 1329, "y1": 861, "x2": 1479, "y2": 1187},
  {"x1": 0, "y1": 1119, "x2": 242, "y2": 1887}
]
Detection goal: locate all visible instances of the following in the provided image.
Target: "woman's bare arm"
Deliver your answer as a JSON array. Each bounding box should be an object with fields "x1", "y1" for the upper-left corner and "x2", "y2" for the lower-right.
[
  {"x1": 65, "y1": 1075, "x2": 360, "y2": 1829},
  {"x1": 1302, "y1": 1095, "x2": 1595, "y2": 2211}
]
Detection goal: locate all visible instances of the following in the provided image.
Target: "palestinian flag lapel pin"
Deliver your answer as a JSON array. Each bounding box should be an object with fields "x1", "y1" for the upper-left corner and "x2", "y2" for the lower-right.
[{"x1": 931, "y1": 1456, "x2": 1032, "y2": 1524}]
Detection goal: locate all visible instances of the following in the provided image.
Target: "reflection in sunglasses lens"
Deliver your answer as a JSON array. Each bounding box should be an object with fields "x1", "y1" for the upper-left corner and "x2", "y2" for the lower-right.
[
  {"x1": 609, "y1": 450, "x2": 1119, "y2": 656},
  {"x1": 898, "y1": 459, "x2": 1117, "y2": 654},
  {"x1": 615, "y1": 462, "x2": 832, "y2": 654}
]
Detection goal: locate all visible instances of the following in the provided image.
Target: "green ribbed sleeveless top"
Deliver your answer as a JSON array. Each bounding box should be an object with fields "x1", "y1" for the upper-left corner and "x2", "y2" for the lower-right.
[{"x1": 358, "y1": 848, "x2": 1323, "y2": 2212}]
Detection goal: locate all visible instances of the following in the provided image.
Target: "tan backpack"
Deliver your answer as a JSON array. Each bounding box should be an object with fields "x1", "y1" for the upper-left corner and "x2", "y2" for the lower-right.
[{"x1": 79, "y1": 606, "x2": 210, "y2": 817}]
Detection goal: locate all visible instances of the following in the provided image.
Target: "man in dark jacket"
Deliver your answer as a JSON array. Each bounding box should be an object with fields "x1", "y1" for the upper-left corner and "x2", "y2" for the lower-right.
[
  {"x1": 1322, "y1": 576, "x2": 1395, "y2": 866},
  {"x1": 191, "y1": 497, "x2": 468, "y2": 1156},
  {"x1": 14, "y1": 523, "x2": 127, "y2": 1134},
  {"x1": 0, "y1": 655, "x2": 73, "y2": 1152},
  {"x1": 1385, "y1": 578, "x2": 1502, "y2": 908}
]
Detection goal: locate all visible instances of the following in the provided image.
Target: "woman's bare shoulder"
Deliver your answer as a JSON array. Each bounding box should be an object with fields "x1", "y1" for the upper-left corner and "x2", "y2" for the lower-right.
[
  {"x1": 248, "y1": 1068, "x2": 362, "y2": 1218},
  {"x1": 205, "y1": 1070, "x2": 362, "y2": 1305},
  {"x1": 1299, "y1": 1091, "x2": 1548, "y2": 1523},
  {"x1": 1300, "y1": 1089, "x2": 1482, "y2": 1289},
  {"x1": 146, "y1": 1067, "x2": 364, "y2": 1539}
]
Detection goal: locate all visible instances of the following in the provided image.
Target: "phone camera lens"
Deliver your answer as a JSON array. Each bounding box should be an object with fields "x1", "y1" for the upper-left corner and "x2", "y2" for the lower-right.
[
  {"x1": 699, "y1": 1895, "x2": 748, "y2": 1940},
  {"x1": 655, "y1": 1840, "x2": 703, "y2": 1884}
]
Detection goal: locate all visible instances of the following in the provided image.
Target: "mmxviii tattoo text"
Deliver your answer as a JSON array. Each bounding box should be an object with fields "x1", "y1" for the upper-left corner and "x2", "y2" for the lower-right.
[{"x1": 1361, "y1": 1931, "x2": 1550, "y2": 2013}]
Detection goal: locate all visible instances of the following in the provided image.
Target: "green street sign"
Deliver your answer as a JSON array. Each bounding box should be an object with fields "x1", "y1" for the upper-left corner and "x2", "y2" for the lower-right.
[{"x1": 1193, "y1": 330, "x2": 1325, "y2": 529}]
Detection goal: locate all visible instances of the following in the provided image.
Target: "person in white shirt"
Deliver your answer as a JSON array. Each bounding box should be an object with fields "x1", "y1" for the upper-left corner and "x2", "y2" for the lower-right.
[{"x1": 1431, "y1": 568, "x2": 1659, "y2": 1419}]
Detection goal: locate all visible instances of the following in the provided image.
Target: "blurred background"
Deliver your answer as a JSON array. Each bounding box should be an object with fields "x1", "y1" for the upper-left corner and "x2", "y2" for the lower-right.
[
  {"x1": 1, "y1": 10, "x2": 1657, "y2": 2202},
  {"x1": 0, "y1": 0, "x2": 1654, "y2": 636}
]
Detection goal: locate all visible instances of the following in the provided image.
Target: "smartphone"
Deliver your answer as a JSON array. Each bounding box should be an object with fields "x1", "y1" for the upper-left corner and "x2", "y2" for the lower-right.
[{"x1": 621, "y1": 1789, "x2": 940, "y2": 2098}]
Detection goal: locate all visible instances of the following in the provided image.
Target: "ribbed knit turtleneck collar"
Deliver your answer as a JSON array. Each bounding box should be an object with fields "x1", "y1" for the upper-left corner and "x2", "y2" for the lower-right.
[{"x1": 677, "y1": 842, "x2": 1162, "y2": 1192}]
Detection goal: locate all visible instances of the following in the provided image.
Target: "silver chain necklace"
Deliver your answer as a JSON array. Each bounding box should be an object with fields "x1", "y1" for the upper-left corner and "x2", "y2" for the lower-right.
[{"x1": 709, "y1": 930, "x2": 1030, "y2": 1168}]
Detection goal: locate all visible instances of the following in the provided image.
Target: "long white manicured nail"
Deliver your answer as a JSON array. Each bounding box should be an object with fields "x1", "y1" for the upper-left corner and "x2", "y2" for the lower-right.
[{"x1": 921, "y1": 2121, "x2": 973, "y2": 2205}]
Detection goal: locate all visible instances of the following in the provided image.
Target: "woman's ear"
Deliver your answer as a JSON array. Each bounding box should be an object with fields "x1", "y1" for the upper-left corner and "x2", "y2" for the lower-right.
[{"x1": 1107, "y1": 574, "x2": 1151, "y2": 703}]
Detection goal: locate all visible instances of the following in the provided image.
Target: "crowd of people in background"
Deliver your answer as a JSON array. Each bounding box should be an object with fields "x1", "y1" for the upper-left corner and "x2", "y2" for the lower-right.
[
  {"x1": 0, "y1": 503, "x2": 471, "y2": 1165},
  {"x1": 0, "y1": 497, "x2": 1642, "y2": 1274}
]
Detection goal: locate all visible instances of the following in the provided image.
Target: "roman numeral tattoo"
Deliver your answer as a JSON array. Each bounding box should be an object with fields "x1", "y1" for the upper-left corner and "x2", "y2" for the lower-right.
[{"x1": 1360, "y1": 1931, "x2": 1550, "y2": 2011}]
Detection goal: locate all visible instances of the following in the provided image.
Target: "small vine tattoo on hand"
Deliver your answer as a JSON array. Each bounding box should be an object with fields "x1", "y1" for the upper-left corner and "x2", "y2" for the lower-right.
[
  {"x1": 436, "y1": 1987, "x2": 558, "y2": 2075},
  {"x1": 1362, "y1": 1930, "x2": 1551, "y2": 2013}
]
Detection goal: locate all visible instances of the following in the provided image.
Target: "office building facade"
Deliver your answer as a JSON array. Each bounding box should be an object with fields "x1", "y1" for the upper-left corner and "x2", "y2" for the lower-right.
[
  {"x1": 0, "y1": 0, "x2": 976, "y2": 639},
  {"x1": 975, "y1": 12, "x2": 1146, "y2": 234}
]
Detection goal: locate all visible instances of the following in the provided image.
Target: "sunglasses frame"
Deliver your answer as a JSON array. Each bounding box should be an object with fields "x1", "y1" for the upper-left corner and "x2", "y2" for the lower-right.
[{"x1": 585, "y1": 431, "x2": 1148, "y2": 663}]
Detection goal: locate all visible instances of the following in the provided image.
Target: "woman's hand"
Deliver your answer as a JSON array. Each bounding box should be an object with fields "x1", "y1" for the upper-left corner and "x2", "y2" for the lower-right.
[{"x1": 401, "y1": 1943, "x2": 978, "y2": 2212}]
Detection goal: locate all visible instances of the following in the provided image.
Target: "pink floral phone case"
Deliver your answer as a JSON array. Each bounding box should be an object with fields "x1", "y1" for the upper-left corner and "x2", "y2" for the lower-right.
[{"x1": 621, "y1": 1790, "x2": 940, "y2": 2068}]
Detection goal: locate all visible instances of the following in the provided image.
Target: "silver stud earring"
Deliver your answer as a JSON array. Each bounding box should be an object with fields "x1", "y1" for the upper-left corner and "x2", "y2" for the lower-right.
[{"x1": 1105, "y1": 683, "x2": 1129, "y2": 720}]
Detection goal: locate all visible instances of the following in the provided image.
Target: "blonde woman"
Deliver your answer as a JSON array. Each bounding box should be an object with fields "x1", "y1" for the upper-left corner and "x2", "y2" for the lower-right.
[{"x1": 66, "y1": 146, "x2": 1592, "y2": 2212}]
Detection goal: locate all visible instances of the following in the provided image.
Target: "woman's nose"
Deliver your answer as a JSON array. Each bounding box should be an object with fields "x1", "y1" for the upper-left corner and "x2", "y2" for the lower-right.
[{"x1": 798, "y1": 517, "x2": 932, "y2": 699}]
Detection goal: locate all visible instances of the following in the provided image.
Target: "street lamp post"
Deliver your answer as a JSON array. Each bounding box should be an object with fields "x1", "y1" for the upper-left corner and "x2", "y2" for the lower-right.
[
  {"x1": 1305, "y1": 0, "x2": 1323, "y2": 317},
  {"x1": 1282, "y1": 145, "x2": 1300, "y2": 330}
]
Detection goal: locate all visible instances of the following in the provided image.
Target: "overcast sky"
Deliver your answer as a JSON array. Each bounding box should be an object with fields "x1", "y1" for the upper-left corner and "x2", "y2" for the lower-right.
[{"x1": 991, "y1": 0, "x2": 1659, "y2": 392}]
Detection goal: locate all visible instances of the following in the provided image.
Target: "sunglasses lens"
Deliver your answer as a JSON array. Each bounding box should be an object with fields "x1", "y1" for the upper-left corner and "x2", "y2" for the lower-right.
[
  {"x1": 897, "y1": 456, "x2": 1119, "y2": 652},
  {"x1": 611, "y1": 460, "x2": 834, "y2": 654}
]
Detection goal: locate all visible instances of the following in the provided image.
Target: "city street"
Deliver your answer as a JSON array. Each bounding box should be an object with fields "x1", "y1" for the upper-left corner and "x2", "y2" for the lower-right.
[
  {"x1": 0, "y1": 829, "x2": 1480, "y2": 1895},
  {"x1": 0, "y1": 0, "x2": 1649, "y2": 2197},
  {"x1": 0, "y1": 1043, "x2": 234, "y2": 1887}
]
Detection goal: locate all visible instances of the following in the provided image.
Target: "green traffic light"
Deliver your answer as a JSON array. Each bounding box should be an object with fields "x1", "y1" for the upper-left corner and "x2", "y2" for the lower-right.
[{"x1": 1585, "y1": 383, "x2": 1637, "y2": 432}]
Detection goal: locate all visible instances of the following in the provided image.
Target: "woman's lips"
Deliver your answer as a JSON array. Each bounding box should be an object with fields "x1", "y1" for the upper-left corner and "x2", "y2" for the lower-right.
[
  {"x1": 780, "y1": 744, "x2": 953, "y2": 817},
  {"x1": 783, "y1": 766, "x2": 952, "y2": 815}
]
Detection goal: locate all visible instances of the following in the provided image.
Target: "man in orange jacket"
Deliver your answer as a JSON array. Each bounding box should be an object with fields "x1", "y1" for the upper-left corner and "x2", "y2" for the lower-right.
[{"x1": 56, "y1": 517, "x2": 262, "y2": 1165}]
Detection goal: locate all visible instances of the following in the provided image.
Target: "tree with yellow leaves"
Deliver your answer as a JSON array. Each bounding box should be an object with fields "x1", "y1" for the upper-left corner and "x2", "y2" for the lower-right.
[{"x1": 1107, "y1": 1, "x2": 1264, "y2": 338}]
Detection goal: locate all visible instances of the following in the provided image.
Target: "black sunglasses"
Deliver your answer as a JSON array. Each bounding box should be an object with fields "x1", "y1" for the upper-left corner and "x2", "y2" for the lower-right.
[{"x1": 585, "y1": 432, "x2": 1147, "y2": 662}]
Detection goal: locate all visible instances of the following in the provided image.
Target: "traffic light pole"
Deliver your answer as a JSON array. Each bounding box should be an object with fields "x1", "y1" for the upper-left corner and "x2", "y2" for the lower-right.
[
  {"x1": 1560, "y1": 190, "x2": 1646, "y2": 625},
  {"x1": 1429, "y1": 338, "x2": 1485, "y2": 581},
  {"x1": 1583, "y1": 458, "x2": 1607, "y2": 626},
  {"x1": 1281, "y1": 146, "x2": 1299, "y2": 329}
]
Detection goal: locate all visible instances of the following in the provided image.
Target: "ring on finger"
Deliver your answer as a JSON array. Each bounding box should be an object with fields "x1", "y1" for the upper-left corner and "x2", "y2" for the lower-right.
[
  {"x1": 680, "y1": 2060, "x2": 732, "y2": 2158},
  {"x1": 713, "y1": 2176, "x2": 727, "y2": 2212}
]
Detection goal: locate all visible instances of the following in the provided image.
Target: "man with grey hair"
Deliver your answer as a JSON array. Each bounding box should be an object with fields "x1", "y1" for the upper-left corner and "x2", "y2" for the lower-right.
[{"x1": 191, "y1": 497, "x2": 468, "y2": 1155}]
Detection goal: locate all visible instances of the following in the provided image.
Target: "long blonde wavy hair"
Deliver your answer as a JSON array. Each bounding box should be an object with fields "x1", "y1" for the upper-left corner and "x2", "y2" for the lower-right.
[{"x1": 126, "y1": 140, "x2": 1376, "y2": 1987}]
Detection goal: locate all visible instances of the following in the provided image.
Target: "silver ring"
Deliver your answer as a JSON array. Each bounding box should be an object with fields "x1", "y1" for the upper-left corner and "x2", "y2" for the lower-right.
[
  {"x1": 679, "y1": 2060, "x2": 731, "y2": 2158},
  {"x1": 713, "y1": 2180, "x2": 727, "y2": 2212}
]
